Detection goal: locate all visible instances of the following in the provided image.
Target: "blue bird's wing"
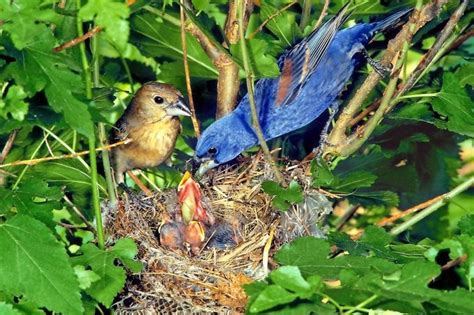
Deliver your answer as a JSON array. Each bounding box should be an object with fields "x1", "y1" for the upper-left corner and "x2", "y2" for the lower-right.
[{"x1": 274, "y1": 3, "x2": 350, "y2": 107}]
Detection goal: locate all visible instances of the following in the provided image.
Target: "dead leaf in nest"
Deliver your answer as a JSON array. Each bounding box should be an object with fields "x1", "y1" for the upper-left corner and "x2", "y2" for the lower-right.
[{"x1": 214, "y1": 273, "x2": 253, "y2": 310}]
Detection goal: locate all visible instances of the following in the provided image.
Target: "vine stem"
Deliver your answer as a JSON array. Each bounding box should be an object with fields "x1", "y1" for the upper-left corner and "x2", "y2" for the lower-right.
[
  {"x1": 344, "y1": 294, "x2": 379, "y2": 315},
  {"x1": 324, "y1": 0, "x2": 449, "y2": 158},
  {"x1": 75, "y1": 0, "x2": 105, "y2": 249},
  {"x1": 180, "y1": 0, "x2": 201, "y2": 137},
  {"x1": 390, "y1": 176, "x2": 474, "y2": 236},
  {"x1": 237, "y1": 0, "x2": 285, "y2": 185}
]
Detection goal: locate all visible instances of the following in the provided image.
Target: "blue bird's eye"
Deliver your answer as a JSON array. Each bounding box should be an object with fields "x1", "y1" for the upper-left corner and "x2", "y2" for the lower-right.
[{"x1": 207, "y1": 147, "x2": 217, "y2": 156}]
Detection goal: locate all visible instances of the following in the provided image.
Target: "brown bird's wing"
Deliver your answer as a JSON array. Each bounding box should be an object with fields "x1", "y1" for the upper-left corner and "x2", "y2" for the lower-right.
[{"x1": 111, "y1": 116, "x2": 129, "y2": 142}]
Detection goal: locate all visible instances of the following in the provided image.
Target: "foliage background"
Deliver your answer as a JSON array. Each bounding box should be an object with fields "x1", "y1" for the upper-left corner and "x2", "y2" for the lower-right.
[{"x1": 0, "y1": 0, "x2": 473, "y2": 314}]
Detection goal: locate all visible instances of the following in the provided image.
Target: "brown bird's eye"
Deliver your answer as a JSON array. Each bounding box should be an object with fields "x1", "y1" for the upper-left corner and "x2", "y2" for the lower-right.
[
  {"x1": 208, "y1": 147, "x2": 217, "y2": 155},
  {"x1": 154, "y1": 96, "x2": 164, "y2": 104}
]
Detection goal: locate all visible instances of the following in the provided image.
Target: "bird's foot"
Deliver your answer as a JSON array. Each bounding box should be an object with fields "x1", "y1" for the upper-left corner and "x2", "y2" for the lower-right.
[{"x1": 362, "y1": 49, "x2": 391, "y2": 78}]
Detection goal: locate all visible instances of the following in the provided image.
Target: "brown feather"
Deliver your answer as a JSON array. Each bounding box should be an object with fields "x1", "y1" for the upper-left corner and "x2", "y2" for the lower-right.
[{"x1": 275, "y1": 59, "x2": 293, "y2": 107}]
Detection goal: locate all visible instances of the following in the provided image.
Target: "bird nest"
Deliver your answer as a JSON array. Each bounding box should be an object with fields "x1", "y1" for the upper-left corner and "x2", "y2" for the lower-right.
[{"x1": 107, "y1": 154, "x2": 333, "y2": 314}]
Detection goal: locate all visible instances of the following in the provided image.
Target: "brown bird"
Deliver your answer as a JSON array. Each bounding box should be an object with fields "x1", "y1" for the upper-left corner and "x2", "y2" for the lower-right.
[{"x1": 111, "y1": 82, "x2": 191, "y2": 183}]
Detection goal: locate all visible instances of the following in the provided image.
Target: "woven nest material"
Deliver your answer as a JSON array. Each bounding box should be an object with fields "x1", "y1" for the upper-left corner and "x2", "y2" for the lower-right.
[{"x1": 107, "y1": 154, "x2": 333, "y2": 314}]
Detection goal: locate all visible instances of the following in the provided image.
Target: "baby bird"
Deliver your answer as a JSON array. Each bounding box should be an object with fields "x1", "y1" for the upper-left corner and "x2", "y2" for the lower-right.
[{"x1": 111, "y1": 82, "x2": 191, "y2": 183}]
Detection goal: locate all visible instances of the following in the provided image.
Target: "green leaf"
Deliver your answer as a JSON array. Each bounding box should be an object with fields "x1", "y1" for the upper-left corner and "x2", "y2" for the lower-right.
[
  {"x1": 330, "y1": 226, "x2": 405, "y2": 262},
  {"x1": 0, "y1": 215, "x2": 83, "y2": 315},
  {"x1": 456, "y1": 64, "x2": 474, "y2": 87},
  {"x1": 0, "y1": 85, "x2": 29, "y2": 121},
  {"x1": 74, "y1": 265, "x2": 100, "y2": 290},
  {"x1": 0, "y1": 0, "x2": 60, "y2": 49},
  {"x1": 260, "y1": 0, "x2": 301, "y2": 46},
  {"x1": 261, "y1": 180, "x2": 304, "y2": 211},
  {"x1": 331, "y1": 171, "x2": 378, "y2": 192},
  {"x1": 131, "y1": 13, "x2": 217, "y2": 78},
  {"x1": 0, "y1": 302, "x2": 22, "y2": 315},
  {"x1": 391, "y1": 102, "x2": 448, "y2": 130},
  {"x1": 275, "y1": 237, "x2": 398, "y2": 279},
  {"x1": 249, "y1": 285, "x2": 298, "y2": 313},
  {"x1": 31, "y1": 160, "x2": 107, "y2": 209},
  {"x1": 0, "y1": 178, "x2": 62, "y2": 227},
  {"x1": 7, "y1": 32, "x2": 95, "y2": 138},
  {"x1": 270, "y1": 266, "x2": 311, "y2": 294},
  {"x1": 72, "y1": 238, "x2": 140, "y2": 307},
  {"x1": 192, "y1": 0, "x2": 210, "y2": 11},
  {"x1": 109, "y1": 238, "x2": 143, "y2": 272},
  {"x1": 458, "y1": 214, "x2": 474, "y2": 236},
  {"x1": 79, "y1": 0, "x2": 130, "y2": 51},
  {"x1": 230, "y1": 38, "x2": 280, "y2": 78},
  {"x1": 432, "y1": 73, "x2": 474, "y2": 137},
  {"x1": 311, "y1": 158, "x2": 335, "y2": 188}
]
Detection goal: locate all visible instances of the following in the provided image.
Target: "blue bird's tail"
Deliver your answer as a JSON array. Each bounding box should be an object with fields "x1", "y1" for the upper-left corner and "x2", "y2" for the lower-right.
[{"x1": 370, "y1": 8, "x2": 413, "y2": 35}]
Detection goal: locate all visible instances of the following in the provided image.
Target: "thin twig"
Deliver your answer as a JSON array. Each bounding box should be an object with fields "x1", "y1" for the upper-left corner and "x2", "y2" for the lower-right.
[
  {"x1": 444, "y1": 27, "x2": 474, "y2": 54},
  {"x1": 351, "y1": 1, "x2": 468, "y2": 130},
  {"x1": 390, "y1": 176, "x2": 474, "y2": 236},
  {"x1": 325, "y1": 0, "x2": 448, "y2": 158},
  {"x1": 336, "y1": 204, "x2": 359, "y2": 231},
  {"x1": 180, "y1": 0, "x2": 201, "y2": 137},
  {"x1": 238, "y1": 0, "x2": 285, "y2": 185},
  {"x1": 313, "y1": 0, "x2": 330, "y2": 31},
  {"x1": 0, "y1": 129, "x2": 18, "y2": 164},
  {"x1": 249, "y1": 1, "x2": 297, "y2": 39},
  {"x1": 53, "y1": 26, "x2": 102, "y2": 52},
  {"x1": 395, "y1": 0, "x2": 469, "y2": 99},
  {"x1": 441, "y1": 254, "x2": 467, "y2": 271},
  {"x1": 262, "y1": 226, "x2": 275, "y2": 275},
  {"x1": 0, "y1": 129, "x2": 18, "y2": 186},
  {"x1": 0, "y1": 139, "x2": 132, "y2": 168},
  {"x1": 377, "y1": 194, "x2": 445, "y2": 227},
  {"x1": 299, "y1": 0, "x2": 312, "y2": 29},
  {"x1": 63, "y1": 195, "x2": 96, "y2": 231},
  {"x1": 126, "y1": 170, "x2": 153, "y2": 197},
  {"x1": 349, "y1": 99, "x2": 381, "y2": 127}
]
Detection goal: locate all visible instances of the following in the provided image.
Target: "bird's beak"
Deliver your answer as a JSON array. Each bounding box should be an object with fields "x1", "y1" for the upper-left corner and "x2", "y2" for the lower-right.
[
  {"x1": 196, "y1": 159, "x2": 219, "y2": 177},
  {"x1": 166, "y1": 98, "x2": 192, "y2": 117}
]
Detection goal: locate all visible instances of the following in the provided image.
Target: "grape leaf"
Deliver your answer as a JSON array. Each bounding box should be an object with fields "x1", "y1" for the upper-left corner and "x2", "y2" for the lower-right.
[
  {"x1": 0, "y1": 0, "x2": 60, "y2": 49},
  {"x1": 7, "y1": 32, "x2": 95, "y2": 138},
  {"x1": 79, "y1": 0, "x2": 130, "y2": 51},
  {"x1": 0, "y1": 178, "x2": 62, "y2": 227},
  {"x1": 131, "y1": 13, "x2": 218, "y2": 79},
  {"x1": 455, "y1": 63, "x2": 474, "y2": 87},
  {"x1": 275, "y1": 237, "x2": 398, "y2": 279},
  {"x1": 261, "y1": 180, "x2": 304, "y2": 211},
  {"x1": 0, "y1": 215, "x2": 83, "y2": 315},
  {"x1": 72, "y1": 238, "x2": 141, "y2": 307},
  {"x1": 230, "y1": 38, "x2": 280, "y2": 78},
  {"x1": 432, "y1": 73, "x2": 474, "y2": 137},
  {"x1": 260, "y1": 0, "x2": 301, "y2": 46},
  {"x1": 249, "y1": 285, "x2": 298, "y2": 313},
  {"x1": 0, "y1": 302, "x2": 21, "y2": 315},
  {"x1": 0, "y1": 85, "x2": 29, "y2": 121}
]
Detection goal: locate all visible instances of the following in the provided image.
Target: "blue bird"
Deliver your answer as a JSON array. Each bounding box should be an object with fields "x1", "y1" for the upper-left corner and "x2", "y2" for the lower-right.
[{"x1": 195, "y1": 5, "x2": 411, "y2": 175}]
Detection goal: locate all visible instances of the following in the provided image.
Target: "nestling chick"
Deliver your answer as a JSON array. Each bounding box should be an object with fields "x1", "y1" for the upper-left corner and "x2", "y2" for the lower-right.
[{"x1": 111, "y1": 82, "x2": 191, "y2": 183}]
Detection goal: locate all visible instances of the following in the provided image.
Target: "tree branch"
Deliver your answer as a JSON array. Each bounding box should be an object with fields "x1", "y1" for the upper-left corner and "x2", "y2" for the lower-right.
[
  {"x1": 238, "y1": 0, "x2": 284, "y2": 185},
  {"x1": 324, "y1": 0, "x2": 450, "y2": 158},
  {"x1": 180, "y1": 1, "x2": 201, "y2": 137}
]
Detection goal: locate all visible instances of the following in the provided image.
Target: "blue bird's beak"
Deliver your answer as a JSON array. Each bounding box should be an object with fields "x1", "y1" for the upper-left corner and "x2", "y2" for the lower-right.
[
  {"x1": 166, "y1": 98, "x2": 192, "y2": 117},
  {"x1": 196, "y1": 158, "x2": 219, "y2": 177}
]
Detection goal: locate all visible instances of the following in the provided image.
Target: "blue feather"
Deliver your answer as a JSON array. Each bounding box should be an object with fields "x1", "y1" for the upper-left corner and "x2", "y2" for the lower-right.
[{"x1": 195, "y1": 8, "x2": 412, "y2": 172}]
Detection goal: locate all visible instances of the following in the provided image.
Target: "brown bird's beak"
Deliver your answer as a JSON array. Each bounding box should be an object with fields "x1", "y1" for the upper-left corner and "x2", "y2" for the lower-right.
[{"x1": 165, "y1": 98, "x2": 192, "y2": 117}]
